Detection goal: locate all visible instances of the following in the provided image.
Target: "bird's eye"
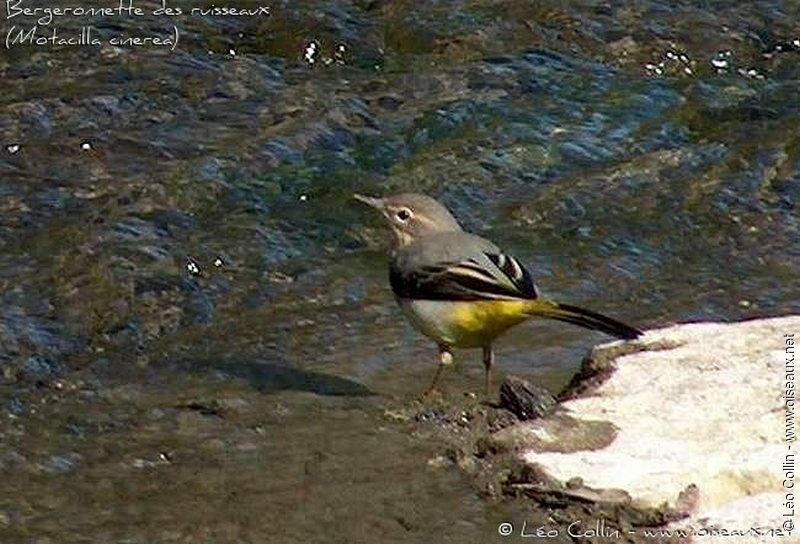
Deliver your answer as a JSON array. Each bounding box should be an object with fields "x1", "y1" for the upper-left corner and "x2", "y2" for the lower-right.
[{"x1": 395, "y1": 208, "x2": 412, "y2": 222}]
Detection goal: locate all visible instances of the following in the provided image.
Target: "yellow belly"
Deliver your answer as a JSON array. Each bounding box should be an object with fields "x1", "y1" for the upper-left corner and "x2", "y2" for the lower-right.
[{"x1": 398, "y1": 298, "x2": 533, "y2": 348}]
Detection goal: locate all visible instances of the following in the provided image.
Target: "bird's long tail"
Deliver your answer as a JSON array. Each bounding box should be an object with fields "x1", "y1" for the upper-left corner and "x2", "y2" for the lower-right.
[{"x1": 525, "y1": 299, "x2": 642, "y2": 340}]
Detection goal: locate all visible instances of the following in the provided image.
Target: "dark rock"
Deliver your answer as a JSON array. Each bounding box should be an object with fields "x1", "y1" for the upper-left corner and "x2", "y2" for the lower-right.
[
  {"x1": 413, "y1": 407, "x2": 446, "y2": 424},
  {"x1": 499, "y1": 375, "x2": 555, "y2": 421},
  {"x1": 39, "y1": 453, "x2": 82, "y2": 474},
  {"x1": 20, "y1": 356, "x2": 63, "y2": 382}
]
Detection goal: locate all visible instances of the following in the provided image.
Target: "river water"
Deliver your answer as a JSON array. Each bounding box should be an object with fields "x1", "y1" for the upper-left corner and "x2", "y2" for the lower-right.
[{"x1": 1, "y1": 1, "x2": 799, "y2": 542}]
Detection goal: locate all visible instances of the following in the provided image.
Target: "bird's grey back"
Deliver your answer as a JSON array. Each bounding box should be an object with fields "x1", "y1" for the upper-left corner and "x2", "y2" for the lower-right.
[{"x1": 393, "y1": 231, "x2": 500, "y2": 269}]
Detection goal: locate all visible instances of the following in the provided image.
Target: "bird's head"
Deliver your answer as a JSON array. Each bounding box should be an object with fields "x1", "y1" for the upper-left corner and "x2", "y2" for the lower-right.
[{"x1": 354, "y1": 192, "x2": 462, "y2": 247}]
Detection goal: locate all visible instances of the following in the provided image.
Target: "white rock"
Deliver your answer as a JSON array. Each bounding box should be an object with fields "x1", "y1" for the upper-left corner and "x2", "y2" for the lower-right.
[{"x1": 519, "y1": 316, "x2": 798, "y2": 532}]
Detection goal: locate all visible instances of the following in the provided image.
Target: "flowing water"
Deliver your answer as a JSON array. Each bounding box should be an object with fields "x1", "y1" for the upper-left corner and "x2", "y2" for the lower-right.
[{"x1": 2, "y1": 1, "x2": 800, "y2": 542}]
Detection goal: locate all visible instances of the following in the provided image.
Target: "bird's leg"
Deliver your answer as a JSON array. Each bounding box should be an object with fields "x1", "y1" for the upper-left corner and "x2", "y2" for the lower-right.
[
  {"x1": 424, "y1": 345, "x2": 453, "y2": 396},
  {"x1": 482, "y1": 345, "x2": 494, "y2": 398}
]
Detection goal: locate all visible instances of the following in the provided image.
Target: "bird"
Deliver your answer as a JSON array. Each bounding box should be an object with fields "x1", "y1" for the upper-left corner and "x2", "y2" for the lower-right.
[{"x1": 354, "y1": 192, "x2": 643, "y2": 397}]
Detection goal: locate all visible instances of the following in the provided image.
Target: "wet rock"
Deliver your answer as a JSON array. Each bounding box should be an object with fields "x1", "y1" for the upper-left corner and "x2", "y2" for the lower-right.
[
  {"x1": 85, "y1": 95, "x2": 123, "y2": 118},
  {"x1": 260, "y1": 139, "x2": 305, "y2": 167},
  {"x1": 0, "y1": 450, "x2": 27, "y2": 471},
  {"x1": 498, "y1": 375, "x2": 555, "y2": 421},
  {"x1": 6, "y1": 397, "x2": 26, "y2": 416},
  {"x1": 413, "y1": 407, "x2": 447, "y2": 424},
  {"x1": 8, "y1": 101, "x2": 55, "y2": 136},
  {"x1": 131, "y1": 453, "x2": 171, "y2": 469},
  {"x1": 18, "y1": 356, "x2": 64, "y2": 386},
  {"x1": 180, "y1": 278, "x2": 216, "y2": 326},
  {"x1": 107, "y1": 217, "x2": 167, "y2": 243},
  {"x1": 151, "y1": 210, "x2": 197, "y2": 235},
  {"x1": 196, "y1": 157, "x2": 225, "y2": 182},
  {"x1": 39, "y1": 453, "x2": 82, "y2": 474},
  {"x1": 0, "y1": 305, "x2": 82, "y2": 358}
]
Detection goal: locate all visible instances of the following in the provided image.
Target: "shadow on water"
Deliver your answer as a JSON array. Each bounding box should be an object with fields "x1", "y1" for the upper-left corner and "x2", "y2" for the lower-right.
[{"x1": 175, "y1": 358, "x2": 375, "y2": 397}]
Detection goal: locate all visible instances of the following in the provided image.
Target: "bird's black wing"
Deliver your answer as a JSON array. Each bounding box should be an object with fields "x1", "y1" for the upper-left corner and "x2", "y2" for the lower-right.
[{"x1": 390, "y1": 252, "x2": 538, "y2": 301}]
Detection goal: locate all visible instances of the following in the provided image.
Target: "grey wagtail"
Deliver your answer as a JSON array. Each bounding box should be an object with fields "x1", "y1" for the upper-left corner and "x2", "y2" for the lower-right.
[{"x1": 354, "y1": 192, "x2": 642, "y2": 396}]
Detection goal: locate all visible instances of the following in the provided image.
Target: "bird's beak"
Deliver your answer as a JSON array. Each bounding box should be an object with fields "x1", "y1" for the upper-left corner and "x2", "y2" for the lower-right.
[{"x1": 353, "y1": 193, "x2": 384, "y2": 210}]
